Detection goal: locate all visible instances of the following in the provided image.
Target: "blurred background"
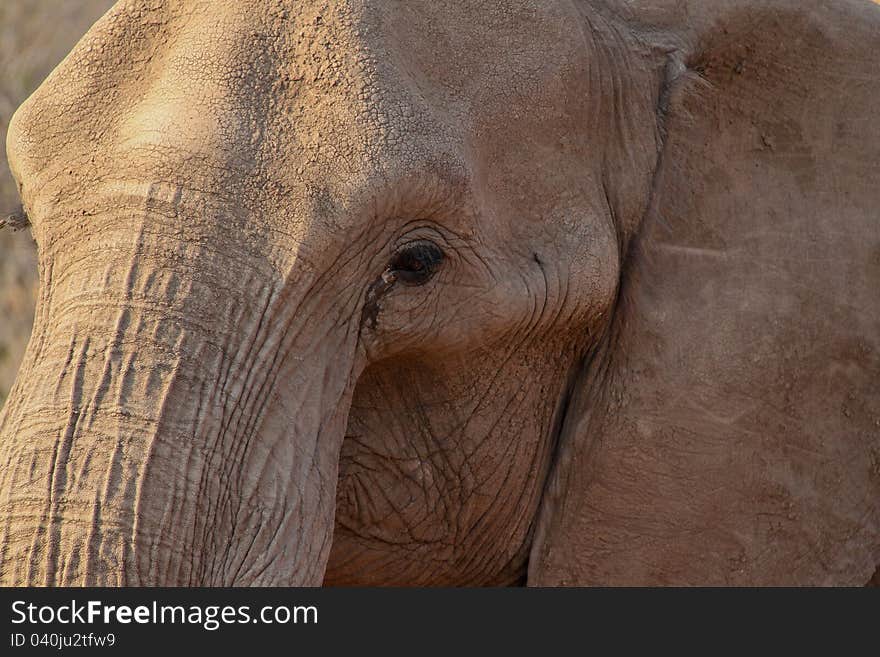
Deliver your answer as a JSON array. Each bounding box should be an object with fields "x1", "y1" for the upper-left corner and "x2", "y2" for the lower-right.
[{"x1": 0, "y1": 0, "x2": 113, "y2": 405}]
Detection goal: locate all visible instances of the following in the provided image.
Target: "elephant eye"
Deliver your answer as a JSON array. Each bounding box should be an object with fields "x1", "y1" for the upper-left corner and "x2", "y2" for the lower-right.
[{"x1": 389, "y1": 241, "x2": 444, "y2": 286}]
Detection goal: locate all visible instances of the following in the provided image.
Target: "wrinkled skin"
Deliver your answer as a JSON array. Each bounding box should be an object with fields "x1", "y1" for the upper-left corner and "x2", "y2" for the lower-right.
[{"x1": 0, "y1": 0, "x2": 877, "y2": 586}]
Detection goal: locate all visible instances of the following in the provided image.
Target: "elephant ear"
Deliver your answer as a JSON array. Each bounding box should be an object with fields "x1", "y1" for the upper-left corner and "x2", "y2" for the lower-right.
[{"x1": 529, "y1": 0, "x2": 880, "y2": 585}]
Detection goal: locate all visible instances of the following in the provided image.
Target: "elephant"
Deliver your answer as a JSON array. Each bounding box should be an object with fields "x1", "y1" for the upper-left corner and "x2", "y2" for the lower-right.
[{"x1": 0, "y1": 0, "x2": 878, "y2": 587}]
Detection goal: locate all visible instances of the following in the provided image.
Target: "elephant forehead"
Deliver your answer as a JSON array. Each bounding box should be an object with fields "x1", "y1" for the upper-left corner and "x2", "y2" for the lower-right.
[
  {"x1": 127, "y1": 1, "x2": 592, "y2": 193},
  {"x1": 9, "y1": 0, "x2": 594, "y2": 236}
]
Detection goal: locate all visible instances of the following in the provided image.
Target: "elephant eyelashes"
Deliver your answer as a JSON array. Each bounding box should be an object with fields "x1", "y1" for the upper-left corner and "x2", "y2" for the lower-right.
[
  {"x1": 0, "y1": 205, "x2": 30, "y2": 232},
  {"x1": 389, "y1": 241, "x2": 444, "y2": 286}
]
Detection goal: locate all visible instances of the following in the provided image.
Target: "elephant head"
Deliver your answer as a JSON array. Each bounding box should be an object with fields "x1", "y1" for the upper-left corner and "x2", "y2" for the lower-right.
[{"x1": 1, "y1": 0, "x2": 877, "y2": 586}]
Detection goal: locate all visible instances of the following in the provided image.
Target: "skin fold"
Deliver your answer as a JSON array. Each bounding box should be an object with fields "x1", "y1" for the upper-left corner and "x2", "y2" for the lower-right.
[{"x1": 0, "y1": 0, "x2": 877, "y2": 586}]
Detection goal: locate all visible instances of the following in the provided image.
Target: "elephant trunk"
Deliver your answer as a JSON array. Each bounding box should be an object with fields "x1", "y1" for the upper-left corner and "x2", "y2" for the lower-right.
[{"x1": 0, "y1": 212, "x2": 358, "y2": 585}]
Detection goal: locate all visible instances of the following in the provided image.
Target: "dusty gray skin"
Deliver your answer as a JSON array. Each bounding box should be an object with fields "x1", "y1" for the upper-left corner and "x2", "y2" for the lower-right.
[{"x1": 0, "y1": 0, "x2": 878, "y2": 586}]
